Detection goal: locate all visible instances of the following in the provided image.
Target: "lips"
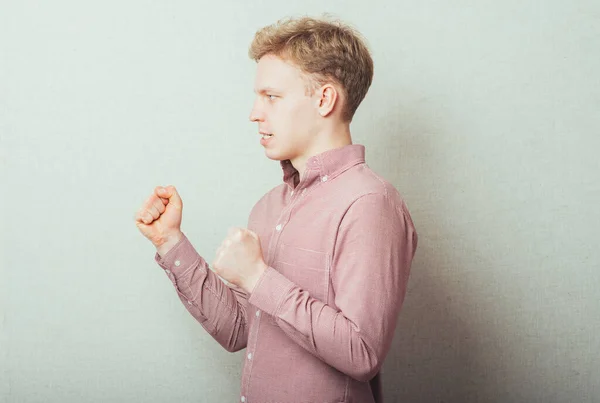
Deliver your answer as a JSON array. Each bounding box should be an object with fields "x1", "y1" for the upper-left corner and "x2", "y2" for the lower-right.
[
  {"x1": 259, "y1": 131, "x2": 273, "y2": 139},
  {"x1": 260, "y1": 132, "x2": 273, "y2": 146}
]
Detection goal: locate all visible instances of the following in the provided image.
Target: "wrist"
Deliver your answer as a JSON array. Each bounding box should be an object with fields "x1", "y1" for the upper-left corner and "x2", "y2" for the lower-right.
[
  {"x1": 243, "y1": 262, "x2": 268, "y2": 294},
  {"x1": 156, "y1": 231, "x2": 183, "y2": 258}
]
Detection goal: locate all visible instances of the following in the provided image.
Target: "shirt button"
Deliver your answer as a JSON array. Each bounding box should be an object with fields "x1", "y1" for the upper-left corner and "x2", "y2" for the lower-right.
[
  {"x1": 241, "y1": 397, "x2": 246, "y2": 402},
  {"x1": 187, "y1": 300, "x2": 192, "y2": 305},
  {"x1": 165, "y1": 270, "x2": 171, "y2": 275},
  {"x1": 275, "y1": 224, "x2": 282, "y2": 231},
  {"x1": 321, "y1": 175, "x2": 328, "y2": 182},
  {"x1": 247, "y1": 353, "x2": 252, "y2": 360},
  {"x1": 255, "y1": 310, "x2": 261, "y2": 317},
  {"x1": 174, "y1": 260, "x2": 181, "y2": 267},
  {"x1": 291, "y1": 191, "x2": 294, "y2": 196}
]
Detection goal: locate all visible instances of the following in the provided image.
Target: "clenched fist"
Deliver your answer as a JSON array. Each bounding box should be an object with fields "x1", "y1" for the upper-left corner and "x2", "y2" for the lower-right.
[
  {"x1": 212, "y1": 227, "x2": 268, "y2": 293},
  {"x1": 135, "y1": 185, "x2": 184, "y2": 254}
]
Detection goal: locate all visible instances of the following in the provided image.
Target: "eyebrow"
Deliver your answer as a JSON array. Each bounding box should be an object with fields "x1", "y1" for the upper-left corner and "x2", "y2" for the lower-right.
[{"x1": 254, "y1": 87, "x2": 281, "y2": 95}]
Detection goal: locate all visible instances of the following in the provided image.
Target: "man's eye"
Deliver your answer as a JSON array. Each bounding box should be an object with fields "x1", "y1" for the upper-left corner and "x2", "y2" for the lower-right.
[{"x1": 267, "y1": 94, "x2": 276, "y2": 100}]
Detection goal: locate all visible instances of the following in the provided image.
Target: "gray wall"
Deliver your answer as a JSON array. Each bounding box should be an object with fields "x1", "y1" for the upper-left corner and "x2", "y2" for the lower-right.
[{"x1": 1, "y1": 0, "x2": 599, "y2": 402}]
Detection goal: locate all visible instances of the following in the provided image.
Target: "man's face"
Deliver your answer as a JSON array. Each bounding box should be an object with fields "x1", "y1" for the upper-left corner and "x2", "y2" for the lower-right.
[{"x1": 250, "y1": 54, "x2": 321, "y2": 163}]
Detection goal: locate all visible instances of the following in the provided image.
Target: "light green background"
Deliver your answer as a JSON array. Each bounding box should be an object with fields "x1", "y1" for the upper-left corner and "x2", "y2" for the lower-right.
[{"x1": 1, "y1": 1, "x2": 599, "y2": 402}]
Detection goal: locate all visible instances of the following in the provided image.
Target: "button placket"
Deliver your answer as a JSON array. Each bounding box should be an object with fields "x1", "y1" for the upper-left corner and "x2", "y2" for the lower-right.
[
  {"x1": 241, "y1": 301, "x2": 264, "y2": 403},
  {"x1": 266, "y1": 164, "x2": 313, "y2": 264},
  {"x1": 240, "y1": 187, "x2": 294, "y2": 399}
]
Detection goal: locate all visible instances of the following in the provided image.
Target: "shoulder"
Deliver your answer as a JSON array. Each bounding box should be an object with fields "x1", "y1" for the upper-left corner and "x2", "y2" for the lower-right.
[
  {"x1": 339, "y1": 163, "x2": 411, "y2": 215},
  {"x1": 339, "y1": 165, "x2": 418, "y2": 247}
]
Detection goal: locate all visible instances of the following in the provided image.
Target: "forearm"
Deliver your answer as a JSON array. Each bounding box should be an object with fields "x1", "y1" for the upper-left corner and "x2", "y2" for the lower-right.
[
  {"x1": 155, "y1": 233, "x2": 249, "y2": 352},
  {"x1": 248, "y1": 268, "x2": 392, "y2": 382}
]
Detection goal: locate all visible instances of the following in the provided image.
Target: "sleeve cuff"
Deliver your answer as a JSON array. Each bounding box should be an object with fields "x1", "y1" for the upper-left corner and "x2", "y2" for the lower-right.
[
  {"x1": 248, "y1": 267, "x2": 295, "y2": 317},
  {"x1": 154, "y1": 233, "x2": 202, "y2": 275}
]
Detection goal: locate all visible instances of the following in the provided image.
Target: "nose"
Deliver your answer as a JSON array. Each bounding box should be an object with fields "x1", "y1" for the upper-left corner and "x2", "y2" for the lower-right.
[{"x1": 249, "y1": 98, "x2": 264, "y2": 122}]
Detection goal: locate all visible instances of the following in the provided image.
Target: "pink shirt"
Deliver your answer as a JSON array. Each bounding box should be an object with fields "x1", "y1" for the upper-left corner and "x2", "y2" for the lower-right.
[{"x1": 155, "y1": 144, "x2": 417, "y2": 402}]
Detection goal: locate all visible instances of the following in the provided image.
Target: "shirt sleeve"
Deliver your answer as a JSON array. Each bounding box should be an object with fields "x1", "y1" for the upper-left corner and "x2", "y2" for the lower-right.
[
  {"x1": 248, "y1": 192, "x2": 417, "y2": 382},
  {"x1": 155, "y1": 233, "x2": 249, "y2": 352}
]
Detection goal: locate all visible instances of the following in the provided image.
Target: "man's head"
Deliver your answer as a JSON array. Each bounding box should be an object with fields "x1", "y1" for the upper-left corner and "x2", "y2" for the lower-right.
[{"x1": 248, "y1": 16, "x2": 373, "y2": 164}]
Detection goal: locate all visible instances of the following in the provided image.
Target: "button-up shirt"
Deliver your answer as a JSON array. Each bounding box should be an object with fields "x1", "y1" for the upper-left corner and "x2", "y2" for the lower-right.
[{"x1": 155, "y1": 144, "x2": 417, "y2": 403}]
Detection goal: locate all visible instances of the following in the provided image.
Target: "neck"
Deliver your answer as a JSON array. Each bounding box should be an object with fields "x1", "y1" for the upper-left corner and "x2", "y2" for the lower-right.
[{"x1": 291, "y1": 123, "x2": 352, "y2": 179}]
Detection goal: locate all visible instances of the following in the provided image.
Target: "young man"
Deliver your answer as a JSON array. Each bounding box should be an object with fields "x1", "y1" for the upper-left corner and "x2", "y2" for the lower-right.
[{"x1": 135, "y1": 16, "x2": 417, "y2": 403}]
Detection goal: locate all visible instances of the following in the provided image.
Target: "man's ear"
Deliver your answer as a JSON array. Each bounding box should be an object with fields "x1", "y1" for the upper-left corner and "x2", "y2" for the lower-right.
[{"x1": 316, "y1": 84, "x2": 339, "y2": 117}]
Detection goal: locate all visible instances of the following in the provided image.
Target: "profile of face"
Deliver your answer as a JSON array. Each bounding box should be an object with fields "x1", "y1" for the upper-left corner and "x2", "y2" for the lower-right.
[{"x1": 249, "y1": 54, "x2": 323, "y2": 164}]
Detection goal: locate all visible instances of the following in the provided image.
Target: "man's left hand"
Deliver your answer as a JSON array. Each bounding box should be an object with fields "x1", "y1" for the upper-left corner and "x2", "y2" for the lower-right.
[{"x1": 212, "y1": 227, "x2": 268, "y2": 294}]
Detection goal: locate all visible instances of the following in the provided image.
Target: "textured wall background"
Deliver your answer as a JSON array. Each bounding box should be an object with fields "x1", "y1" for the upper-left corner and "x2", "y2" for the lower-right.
[{"x1": 1, "y1": 1, "x2": 598, "y2": 402}]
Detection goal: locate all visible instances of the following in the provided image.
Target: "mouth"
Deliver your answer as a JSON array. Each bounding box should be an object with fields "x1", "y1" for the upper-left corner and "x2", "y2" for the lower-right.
[{"x1": 259, "y1": 132, "x2": 273, "y2": 146}]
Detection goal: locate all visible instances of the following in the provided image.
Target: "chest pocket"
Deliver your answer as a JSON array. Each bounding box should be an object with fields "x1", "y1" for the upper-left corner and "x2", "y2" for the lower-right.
[{"x1": 274, "y1": 243, "x2": 330, "y2": 304}]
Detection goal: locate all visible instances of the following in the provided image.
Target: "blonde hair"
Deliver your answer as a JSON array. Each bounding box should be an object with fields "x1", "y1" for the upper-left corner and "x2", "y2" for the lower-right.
[{"x1": 249, "y1": 16, "x2": 374, "y2": 122}]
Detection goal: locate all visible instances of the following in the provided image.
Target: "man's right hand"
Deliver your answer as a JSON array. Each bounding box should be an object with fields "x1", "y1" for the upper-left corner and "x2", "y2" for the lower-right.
[{"x1": 135, "y1": 185, "x2": 184, "y2": 256}]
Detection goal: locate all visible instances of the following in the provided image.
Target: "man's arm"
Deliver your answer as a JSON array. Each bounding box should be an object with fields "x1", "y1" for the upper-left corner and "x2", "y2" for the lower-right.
[
  {"x1": 155, "y1": 233, "x2": 249, "y2": 353},
  {"x1": 248, "y1": 192, "x2": 417, "y2": 381}
]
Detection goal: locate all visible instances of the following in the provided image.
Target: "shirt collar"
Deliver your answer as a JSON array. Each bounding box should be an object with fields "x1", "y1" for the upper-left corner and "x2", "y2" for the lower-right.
[{"x1": 280, "y1": 144, "x2": 366, "y2": 190}]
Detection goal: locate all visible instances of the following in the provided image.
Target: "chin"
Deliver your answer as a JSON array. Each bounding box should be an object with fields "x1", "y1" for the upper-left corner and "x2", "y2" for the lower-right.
[{"x1": 264, "y1": 147, "x2": 291, "y2": 162}]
